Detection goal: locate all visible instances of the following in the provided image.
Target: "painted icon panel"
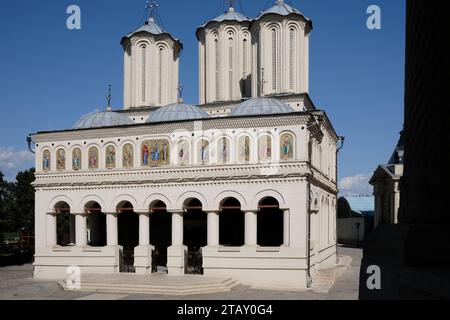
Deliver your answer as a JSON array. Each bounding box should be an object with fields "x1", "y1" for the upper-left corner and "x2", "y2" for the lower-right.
[
  {"x1": 72, "y1": 148, "x2": 82, "y2": 171},
  {"x1": 88, "y1": 147, "x2": 99, "y2": 170},
  {"x1": 198, "y1": 139, "x2": 210, "y2": 165},
  {"x1": 56, "y1": 149, "x2": 66, "y2": 171},
  {"x1": 258, "y1": 135, "x2": 272, "y2": 162},
  {"x1": 238, "y1": 136, "x2": 251, "y2": 163},
  {"x1": 122, "y1": 144, "x2": 134, "y2": 168},
  {"x1": 218, "y1": 137, "x2": 231, "y2": 164},
  {"x1": 42, "y1": 150, "x2": 51, "y2": 171},
  {"x1": 280, "y1": 133, "x2": 294, "y2": 161},
  {"x1": 178, "y1": 140, "x2": 190, "y2": 166},
  {"x1": 106, "y1": 146, "x2": 116, "y2": 169},
  {"x1": 142, "y1": 140, "x2": 170, "y2": 167}
]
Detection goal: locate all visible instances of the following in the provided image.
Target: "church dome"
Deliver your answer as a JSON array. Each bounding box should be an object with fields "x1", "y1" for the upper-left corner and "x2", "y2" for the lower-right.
[
  {"x1": 73, "y1": 110, "x2": 134, "y2": 129},
  {"x1": 198, "y1": 7, "x2": 251, "y2": 30},
  {"x1": 256, "y1": 0, "x2": 312, "y2": 30},
  {"x1": 230, "y1": 97, "x2": 294, "y2": 117},
  {"x1": 146, "y1": 103, "x2": 210, "y2": 123}
]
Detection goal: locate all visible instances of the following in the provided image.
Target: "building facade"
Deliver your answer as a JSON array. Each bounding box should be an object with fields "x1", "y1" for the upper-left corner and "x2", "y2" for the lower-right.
[{"x1": 30, "y1": 1, "x2": 338, "y2": 289}]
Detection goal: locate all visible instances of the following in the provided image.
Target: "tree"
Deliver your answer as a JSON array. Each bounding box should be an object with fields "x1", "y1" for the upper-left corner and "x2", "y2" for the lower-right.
[
  {"x1": 0, "y1": 171, "x2": 11, "y2": 233},
  {"x1": 9, "y1": 169, "x2": 36, "y2": 231}
]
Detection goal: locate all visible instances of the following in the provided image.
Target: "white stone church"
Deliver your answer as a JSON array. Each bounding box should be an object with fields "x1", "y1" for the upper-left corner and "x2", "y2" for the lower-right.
[{"x1": 30, "y1": 0, "x2": 339, "y2": 289}]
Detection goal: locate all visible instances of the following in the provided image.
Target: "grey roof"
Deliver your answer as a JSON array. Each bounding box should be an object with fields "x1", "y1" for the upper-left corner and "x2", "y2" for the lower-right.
[
  {"x1": 229, "y1": 97, "x2": 294, "y2": 117},
  {"x1": 73, "y1": 110, "x2": 134, "y2": 129},
  {"x1": 256, "y1": 0, "x2": 312, "y2": 30},
  {"x1": 122, "y1": 18, "x2": 182, "y2": 46},
  {"x1": 199, "y1": 7, "x2": 251, "y2": 29},
  {"x1": 147, "y1": 103, "x2": 210, "y2": 123}
]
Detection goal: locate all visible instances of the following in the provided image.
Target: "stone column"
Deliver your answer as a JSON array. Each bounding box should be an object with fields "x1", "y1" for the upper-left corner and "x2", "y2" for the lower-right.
[
  {"x1": 245, "y1": 211, "x2": 257, "y2": 246},
  {"x1": 134, "y1": 211, "x2": 154, "y2": 275},
  {"x1": 106, "y1": 212, "x2": 118, "y2": 246},
  {"x1": 283, "y1": 209, "x2": 290, "y2": 246},
  {"x1": 75, "y1": 213, "x2": 87, "y2": 247},
  {"x1": 167, "y1": 211, "x2": 187, "y2": 275},
  {"x1": 46, "y1": 213, "x2": 57, "y2": 247},
  {"x1": 207, "y1": 211, "x2": 220, "y2": 246}
]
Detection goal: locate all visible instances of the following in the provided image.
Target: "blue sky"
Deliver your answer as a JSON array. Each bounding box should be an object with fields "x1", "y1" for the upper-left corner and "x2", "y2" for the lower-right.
[{"x1": 0, "y1": 0, "x2": 405, "y2": 192}]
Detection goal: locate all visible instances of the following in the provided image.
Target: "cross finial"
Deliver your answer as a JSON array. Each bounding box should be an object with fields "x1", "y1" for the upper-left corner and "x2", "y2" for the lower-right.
[
  {"x1": 276, "y1": 0, "x2": 284, "y2": 5},
  {"x1": 226, "y1": 0, "x2": 236, "y2": 8},
  {"x1": 145, "y1": 1, "x2": 159, "y2": 21},
  {"x1": 177, "y1": 83, "x2": 184, "y2": 102},
  {"x1": 106, "y1": 84, "x2": 112, "y2": 111},
  {"x1": 258, "y1": 68, "x2": 268, "y2": 96}
]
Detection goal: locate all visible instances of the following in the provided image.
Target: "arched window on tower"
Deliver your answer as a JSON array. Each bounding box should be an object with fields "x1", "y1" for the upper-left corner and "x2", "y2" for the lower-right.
[
  {"x1": 271, "y1": 28, "x2": 278, "y2": 91},
  {"x1": 215, "y1": 37, "x2": 220, "y2": 101},
  {"x1": 242, "y1": 38, "x2": 248, "y2": 97},
  {"x1": 140, "y1": 45, "x2": 147, "y2": 103},
  {"x1": 289, "y1": 28, "x2": 296, "y2": 90},
  {"x1": 229, "y1": 36, "x2": 233, "y2": 100},
  {"x1": 159, "y1": 47, "x2": 164, "y2": 105}
]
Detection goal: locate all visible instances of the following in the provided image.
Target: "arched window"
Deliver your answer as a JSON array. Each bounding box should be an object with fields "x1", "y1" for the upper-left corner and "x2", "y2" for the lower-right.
[
  {"x1": 217, "y1": 137, "x2": 231, "y2": 164},
  {"x1": 85, "y1": 201, "x2": 106, "y2": 247},
  {"x1": 280, "y1": 133, "x2": 295, "y2": 161},
  {"x1": 215, "y1": 37, "x2": 220, "y2": 101},
  {"x1": 271, "y1": 28, "x2": 277, "y2": 91},
  {"x1": 56, "y1": 149, "x2": 66, "y2": 171},
  {"x1": 55, "y1": 202, "x2": 75, "y2": 246},
  {"x1": 122, "y1": 144, "x2": 134, "y2": 168},
  {"x1": 258, "y1": 135, "x2": 273, "y2": 162},
  {"x1": 289, "y1": 28, "x2": 296, "y2": 90},
  {"x1": 88, "y1": 147, "x2": 99, "y2": 170},
  {"x1": 257, "y1": 197, "x2": 283, "y2": 247},
  {"x1": 219, "y1": 198, "x2": 244, "y2": 247},
  {"x1": 229, "y1": 35, "x2": 234, "y2": 100},
  {"x1": 105, "y1": 146, "x2": 116, "y2": 169},
  {"x1": 238, "y1": 136, "x2": 251, "y2": 163},
  {"x1": 140, "y1": 45, "x2": 147, "y2": 103},
  {"x1": 158, "y1": 47, "x2": 164, "y2": 105},
  {"x1": 242, "y1": 37, "x2": 248, "y2": 97},
  {"x1": 197, "y1": 139, "x2": 210, "y2": 165},
  {"x1": 72, "y1": 148, "x2": 82, "y2": 171},
  {"x1": 178, "y1": 139, "x2": 190, "y2": 166}
]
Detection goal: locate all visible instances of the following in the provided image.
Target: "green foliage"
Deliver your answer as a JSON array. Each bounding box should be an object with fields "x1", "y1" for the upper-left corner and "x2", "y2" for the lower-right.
[{"x1": 0, "y1": 169, "x2": 35, "y2": 233}]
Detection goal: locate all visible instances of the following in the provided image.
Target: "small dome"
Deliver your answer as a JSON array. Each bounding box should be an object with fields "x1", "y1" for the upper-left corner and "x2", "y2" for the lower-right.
[
  {"x1": 73, "y1": 110, "x2": 134, "y2": 129},
  {"x1": 256, "y1": 0, "x2": 312, "y2": 31},
  {"x1": 230, "y1": 98, "x2": 294, "y2": 117},
  {"x1": 197, "y1": 7, "x2": 251, "y2": 33},
  {"x1": 147, "y1": 103, "x2": 210, "y2": 123}
]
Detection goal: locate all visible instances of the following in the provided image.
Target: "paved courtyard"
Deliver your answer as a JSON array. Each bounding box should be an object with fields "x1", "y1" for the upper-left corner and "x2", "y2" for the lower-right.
[{"x1": 0, "y1": 247, "x2": 361, "y2": 300}]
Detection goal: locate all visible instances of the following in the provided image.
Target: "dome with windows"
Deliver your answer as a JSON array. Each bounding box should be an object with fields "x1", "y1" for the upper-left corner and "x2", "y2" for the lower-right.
[
  {"x1": 229, "y1": 97, "x2": 294, "y2": 117},
  {"x1": 73, "y1": 110, "x2": 134, "y2": 129},
  {"x1": 146, "y1": 103, "x2": 211, "y2": 123}
]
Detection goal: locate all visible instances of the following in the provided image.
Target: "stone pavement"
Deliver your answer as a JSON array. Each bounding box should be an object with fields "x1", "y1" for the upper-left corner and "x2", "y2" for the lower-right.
[{"x1": 0, "y1": 247, "x2": 361, "y2": 300}]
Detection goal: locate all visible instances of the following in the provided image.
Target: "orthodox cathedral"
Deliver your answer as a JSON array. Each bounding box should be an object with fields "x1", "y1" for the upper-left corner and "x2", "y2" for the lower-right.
[{"x1": 30, "y1": 0, "x2": 339, "y2": 289}]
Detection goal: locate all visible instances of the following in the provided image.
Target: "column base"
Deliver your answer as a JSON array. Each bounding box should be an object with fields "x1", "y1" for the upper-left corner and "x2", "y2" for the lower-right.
[
  {"x1": 134, "y1": 245, "x2": 155, "y2": 275},
  {"x1": 360, "y1": 224, "x2": 450, "y2": 300},
  {"x1": 167, "y1": 245, "x2": 187, "y2": 276}
]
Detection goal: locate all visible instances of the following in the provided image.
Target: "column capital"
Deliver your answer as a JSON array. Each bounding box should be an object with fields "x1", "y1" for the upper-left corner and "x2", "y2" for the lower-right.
[
  {"x1": 244, "y1": 210, "x2": 259, "y2": 214},
  {"x1": 170, "y1": 210, "x2": 185, "y2": 215},
  {"x1": 205, "y1": 210, "x2": 220, "y2": 214},
  {"x1": 135, "y1": 210, "x2": 150, "y2": 216},
  {"x1": 104, "y1": 212, "x2": 119, "y2": 217},
  {"x1": 71, "y1": 212, "x2": 88, "y2": 217}
]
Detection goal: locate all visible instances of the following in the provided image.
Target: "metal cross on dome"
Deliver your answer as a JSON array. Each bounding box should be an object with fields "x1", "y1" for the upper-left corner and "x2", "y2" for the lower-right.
[
  {"x1": 145, "y1": 1, "x2": 159, "y2": 20},
  {"x1": 226, "y1": 0, "x2": 236, "y2": 8}
]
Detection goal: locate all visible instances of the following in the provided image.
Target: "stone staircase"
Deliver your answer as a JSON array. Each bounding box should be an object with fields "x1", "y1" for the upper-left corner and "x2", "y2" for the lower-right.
[
  {"x1": 311, "y1": 255, "x2": 353, "y2": 293},
  {"x1": 59, "y1": 273, "x2": 239, "y2": 296}
]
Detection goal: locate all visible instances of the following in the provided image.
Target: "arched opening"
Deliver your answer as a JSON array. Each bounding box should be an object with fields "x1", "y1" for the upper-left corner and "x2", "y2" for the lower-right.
[
  {"x1": 183, "y1": 198, "x2": 207, "y2": 275},
  {"x1": 257, "y1": 197, "x2": 283, "y2": 247},
  {"x1": 55, "y1": 202, "x2": 75, "y2": 246},
  {"x1": 117, "y1": 201, "x2": 139, "y2": 273},
  {"x1": 219, "y1": 198, "x2": 244, "y2": 247},
  {"x1": 85, "y1": 201, "x2": 106, "y2": 247},
  {"x1": 150, "y1": 200, "x2": 172, "y2": 271}
]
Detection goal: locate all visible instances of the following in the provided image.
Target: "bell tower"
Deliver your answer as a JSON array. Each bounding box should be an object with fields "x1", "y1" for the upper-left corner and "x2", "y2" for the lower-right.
[{"x1": 121, "y1": 1, "x2": 183, "y2": 109}]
